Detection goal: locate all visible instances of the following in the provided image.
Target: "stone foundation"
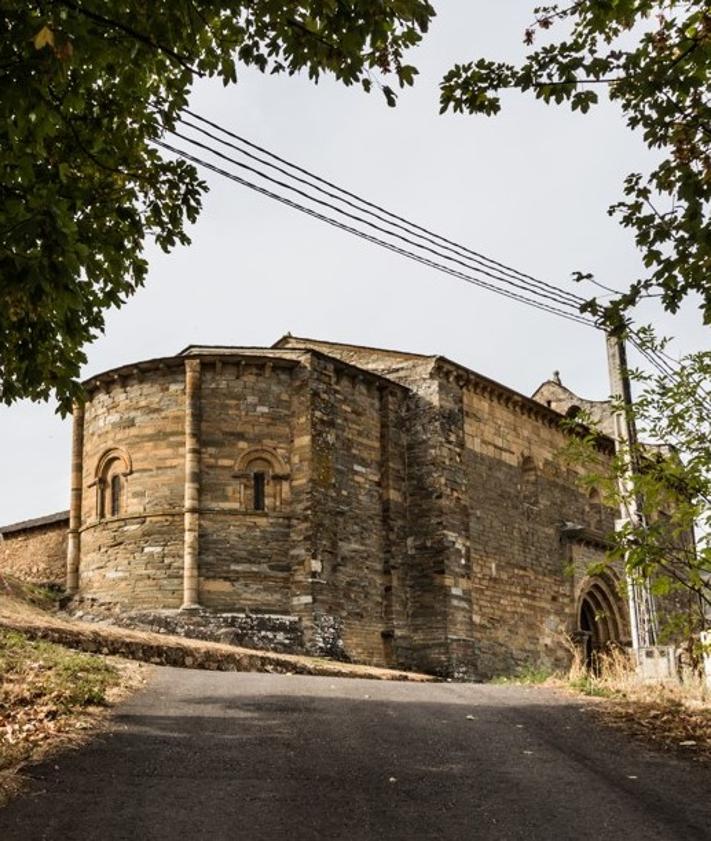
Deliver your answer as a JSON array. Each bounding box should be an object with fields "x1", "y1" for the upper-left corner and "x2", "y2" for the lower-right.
[{"x1": 69, "y1": 601, "x2": 304, "y2": 653}]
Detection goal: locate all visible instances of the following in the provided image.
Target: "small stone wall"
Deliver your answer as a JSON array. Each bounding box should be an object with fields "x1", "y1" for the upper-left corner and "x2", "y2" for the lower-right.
[
  {"x1": 0, "y1": 521, "x2": 67, "y2": 584},
  {"x1": 70, "y1": 603, "x2": 304, "y2": 653},
  {"x1": 1, "y1": 617, "x2": 434, "y2": 681}
]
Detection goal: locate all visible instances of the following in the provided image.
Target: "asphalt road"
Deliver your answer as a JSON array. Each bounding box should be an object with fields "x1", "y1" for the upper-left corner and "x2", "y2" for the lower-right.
[{"x1": 1, "y1": 668, "x2": 709, "y2": 841}]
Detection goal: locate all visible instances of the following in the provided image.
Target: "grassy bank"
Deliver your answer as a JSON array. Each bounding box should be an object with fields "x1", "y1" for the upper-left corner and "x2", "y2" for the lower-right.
[
  {"x1": 566, "y1": 649, "x2": 710, "y2": 762},
  {"x1": 0, "y1": 627, "x2": 141, "y2": 806},
  {"x1": 493, "y1": 649, "x2": 710, "y2": 763}
]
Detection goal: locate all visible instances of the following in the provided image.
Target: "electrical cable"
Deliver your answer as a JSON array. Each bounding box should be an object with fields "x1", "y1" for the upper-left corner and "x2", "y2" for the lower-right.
[
  {"x1": 157, "y1": 123, "x2": 708, "y2": 407},
  {"x1": 154, "y1": 139, "x2": 598, "y2": 329},
  {"x1": 182, "y1": 108, "x2": 588, "y2": 308},
  {"x1": 166, "y1": 127, "x2": 588, "y2": 314}
]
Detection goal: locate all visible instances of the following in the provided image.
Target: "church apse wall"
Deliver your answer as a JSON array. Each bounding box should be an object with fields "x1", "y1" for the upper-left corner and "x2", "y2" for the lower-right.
[
  {"x1": 79, "y1": 361, "x2": 186, "y2": 609},
  {"x1": 305, "y1": 355, "x2": 404, "y2": 664},
  {"x1": 198, "y1": 358, "x2": 297, "y2": 612},
  {"x1": 2, "y1": 336, "x2": 630, "y2": 677}
]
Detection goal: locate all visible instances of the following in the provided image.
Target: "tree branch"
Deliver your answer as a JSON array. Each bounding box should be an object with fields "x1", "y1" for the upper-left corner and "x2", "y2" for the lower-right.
[{"x1": 54, "y1": 0, "x2": 203, "y2": 76}]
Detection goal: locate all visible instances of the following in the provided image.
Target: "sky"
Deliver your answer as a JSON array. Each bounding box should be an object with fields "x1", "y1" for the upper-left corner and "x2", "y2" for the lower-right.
[{"x1": 1, "y1": 2, "x2": 707, "y2": 525}]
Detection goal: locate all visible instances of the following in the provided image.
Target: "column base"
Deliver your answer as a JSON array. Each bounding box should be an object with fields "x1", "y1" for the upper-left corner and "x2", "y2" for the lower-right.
[{"x1": 180, "y1": 602, "x2": 202, "y2": 613}]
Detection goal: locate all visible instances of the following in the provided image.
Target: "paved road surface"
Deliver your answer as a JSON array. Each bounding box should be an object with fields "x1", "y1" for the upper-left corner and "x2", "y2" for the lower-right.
[{"x1": 1, "y1": 668, "x2": 709, "y2": 840}]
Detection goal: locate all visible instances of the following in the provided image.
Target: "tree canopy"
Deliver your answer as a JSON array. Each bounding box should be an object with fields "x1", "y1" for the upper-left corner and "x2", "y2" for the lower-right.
[
  {"x1": 440, "y1": 2, "x2": 711, "y2": 333},
  {"x1": 1, "y1": 1, "x2": 434, "y2": 413},
  {"x1": 563, "y1": 336, "x2": 711, "y2": 647}
]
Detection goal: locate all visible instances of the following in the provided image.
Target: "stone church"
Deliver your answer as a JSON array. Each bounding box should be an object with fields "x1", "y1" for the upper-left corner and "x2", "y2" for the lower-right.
[{"x1": 0, "y1": 336, "x2": 629, "y2": 678}]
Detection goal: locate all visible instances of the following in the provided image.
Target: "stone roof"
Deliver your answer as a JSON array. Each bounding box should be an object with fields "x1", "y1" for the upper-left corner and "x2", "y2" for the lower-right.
[
  {"x1": 0, "y1": 510, "x2": 69, "y2": 536},
  {"x1": 272, "y1": 334, "x2": 432, "y2": 360},
  {"x1": 273, "y1": 335, "x2": 615, "y2": 444}
]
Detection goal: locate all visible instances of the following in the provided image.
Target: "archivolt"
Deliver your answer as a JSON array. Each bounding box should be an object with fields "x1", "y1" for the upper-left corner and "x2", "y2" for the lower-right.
[
  {"x1": 234, "y1": 447, "x2": 289, "y2": 477},
  {"x1": 94, "y1": 446, "x2": 132, "y2": 480},
  {"x1": 577, "y1": 571, "x2": 625, "y2": 646}
]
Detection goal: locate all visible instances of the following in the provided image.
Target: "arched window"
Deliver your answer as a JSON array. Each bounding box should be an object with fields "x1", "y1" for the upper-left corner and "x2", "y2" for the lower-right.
[
  {"x1": 92, "y1": 447, "x2": 132, "y2": 520},
  {"x1": 253, "y1": 471, "x2": 266, "y2": 512},
  {"x1": 233, "y1": 448, "x2": 290, "y2": 513}
]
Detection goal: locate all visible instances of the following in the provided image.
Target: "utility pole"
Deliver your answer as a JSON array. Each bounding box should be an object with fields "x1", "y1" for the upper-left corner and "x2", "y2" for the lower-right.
[{"x1": 606, "y1": 333, "x2": 658, "y2": 650}]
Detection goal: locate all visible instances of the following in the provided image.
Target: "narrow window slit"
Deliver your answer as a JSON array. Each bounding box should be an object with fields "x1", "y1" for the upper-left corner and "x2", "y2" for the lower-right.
[
  {"x1": 110, "y1": 474, "x2": 122, "y2": 517},
  {"x1": 253, "y1": 472, "x2": 266, "y2": 512}
]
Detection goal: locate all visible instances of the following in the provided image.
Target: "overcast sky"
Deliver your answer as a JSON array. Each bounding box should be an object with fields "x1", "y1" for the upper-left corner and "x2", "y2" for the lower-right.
[{"x1": 1, "y1": 2, "x2": 707, "y2": 525}]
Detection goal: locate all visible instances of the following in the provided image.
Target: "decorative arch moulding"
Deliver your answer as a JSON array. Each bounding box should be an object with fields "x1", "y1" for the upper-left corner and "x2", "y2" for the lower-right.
[
  {"x1": 233, "y1": 446, "x2": 290, "y2": 476},
  {"x1": 90, "y1": 446, "x2": 133, "y2": 485}
]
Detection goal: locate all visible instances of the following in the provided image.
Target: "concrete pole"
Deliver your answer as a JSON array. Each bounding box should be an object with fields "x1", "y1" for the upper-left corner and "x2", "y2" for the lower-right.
[
  {"x1": 606, "y1": 334, "x2": 657, "y2": 649},
  {"x1": 66, "y1": 402, "x2": 85, "y2": 594},
  {"x1": 182, "y1": 359, "x2": 201, "y2": 610}
]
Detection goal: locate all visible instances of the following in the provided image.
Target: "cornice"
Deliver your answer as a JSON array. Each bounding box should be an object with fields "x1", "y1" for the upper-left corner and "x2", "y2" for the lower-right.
[{"x1": 432, "y1": 357, "x2": 615, "y2": 453}]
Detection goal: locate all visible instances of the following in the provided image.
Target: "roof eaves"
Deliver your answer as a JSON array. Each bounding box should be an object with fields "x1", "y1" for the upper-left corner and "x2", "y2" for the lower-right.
[
  {"x1": 431, "y1": 356, "x2": 615, "y2": 449},
  {"x1": 271, "y1": 334, "x2": 432, "y2": 360},
  {"x1": 0, "y1": 510, "x2": 70, "y2": 535}
]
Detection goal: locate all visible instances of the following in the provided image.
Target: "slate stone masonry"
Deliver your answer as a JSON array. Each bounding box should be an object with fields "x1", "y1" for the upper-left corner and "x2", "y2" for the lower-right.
[{"x1": 1, "y1": 336, "x2": 628, "y2": 678}]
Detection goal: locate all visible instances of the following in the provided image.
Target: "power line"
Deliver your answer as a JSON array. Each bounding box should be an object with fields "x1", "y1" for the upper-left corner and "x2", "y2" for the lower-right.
[
  {"x1": 154, "y1": 139, "x2": 597, "y2": 328},
  {"x1": 167, "y1": 127, "x2": 588, "y2": 315},
  {"x1": 158, "y1": 119, "x2": 709, "y2": 409},
  {"x1": 628, "y1": 333, "x2": 711, "y2": 411},
  {"x1": 628, "y1": 335, "x2": 711, "y2": 416},
  {"x1": 181, "y1": 109, "x2": 588, "y2": 309}
]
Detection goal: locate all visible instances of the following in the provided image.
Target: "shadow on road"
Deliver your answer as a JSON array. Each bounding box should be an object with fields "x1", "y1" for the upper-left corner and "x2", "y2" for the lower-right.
[{"x1": 1, "y1": 671, "x2": 708, "y2": 841}]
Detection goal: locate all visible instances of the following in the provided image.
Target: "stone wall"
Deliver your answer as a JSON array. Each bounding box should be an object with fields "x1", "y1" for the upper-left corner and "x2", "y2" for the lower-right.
[
  {"x1": 198, "y1": 359, "x2": 298, "y2": 611},
  {"x1": 305, "y1": 355, "x2": 396, "y2": 665},
  {"x1": 69, "y1": 604, "x2": 304, "y2": 653},
  {"x1": 79, "y1": 363, "x2": 186, "y2": 608},
  {"x1": 0, "y1": 520, "x2": 67, "y2": 584},
  {"x1": 532, "y1": 379, "x2": 615, "y2": 437},
  {"x1": 277, "y1": 339, "x2": 479, "y2": 674},
  {"x1": 396, "y1": 376, "x2": 476, "y2": 676},
  {"x1": 378, "y1": 387, "x2": 412, "y2": 668},
  {"x1": 7, "y1": 337, "x2": 629, "y2": 678},
  {"x1": 72, "y1": 350, "x2": 416, "y2": 669},
  {"x1": 460, "y1": 378, "x2": 618, "y2": 676},
  {"x1": 276, "y1": 336, "x2": 626, "y2": 677}
]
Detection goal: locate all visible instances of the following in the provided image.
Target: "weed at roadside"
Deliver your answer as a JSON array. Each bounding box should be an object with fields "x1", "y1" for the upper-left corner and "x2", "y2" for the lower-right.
[{"x1": 490, "y1": 664, "x2": 558, "y2": 685}]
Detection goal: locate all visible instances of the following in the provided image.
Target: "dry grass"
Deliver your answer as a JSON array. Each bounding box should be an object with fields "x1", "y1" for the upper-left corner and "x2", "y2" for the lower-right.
[
  {"x1": 0, "y1": 626, "x2": 146, "y2": 806},
  {"x1": 558, "y1": 644, "x2": 711, "y2": 763}
]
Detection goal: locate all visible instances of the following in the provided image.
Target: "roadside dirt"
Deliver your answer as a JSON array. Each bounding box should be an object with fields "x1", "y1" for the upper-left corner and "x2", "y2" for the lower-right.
[
  {"x1": 0, "y1": 627, "x2": 148, "y2": 806},
  {"x1": 586, "y1": 692, "x2": 711, "y2": 763}
]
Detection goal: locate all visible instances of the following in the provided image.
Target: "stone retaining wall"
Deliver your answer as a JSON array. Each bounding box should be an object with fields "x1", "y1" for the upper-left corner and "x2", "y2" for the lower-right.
[
  {"x1": 71, "y1": 605, "x2": 304, "y2": 653},
  {"x1": 0, "y1": 520, "x2": 67, "y2": 584},
  {"x1": 0, "y1": 618, "x2": 432, "y2": 681}
]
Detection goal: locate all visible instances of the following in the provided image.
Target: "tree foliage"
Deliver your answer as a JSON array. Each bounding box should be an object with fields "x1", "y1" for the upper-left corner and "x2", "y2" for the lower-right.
[
  {"x1": 563, "y1": 336, "x2": 710, "y2": 640},
  {"x1": 1, "y1": 1, "x2": 434, "y2": 413},
  {"x1": 440, "y1": 2, "x2": 711, "y2": 332}
]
